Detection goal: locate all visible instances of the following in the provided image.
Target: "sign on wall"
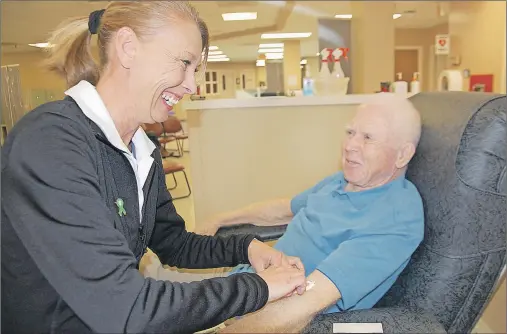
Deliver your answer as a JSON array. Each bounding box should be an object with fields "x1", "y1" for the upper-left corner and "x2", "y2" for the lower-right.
[{"x1": 435, "y1": 34, "x2": 450, "y2": 55}]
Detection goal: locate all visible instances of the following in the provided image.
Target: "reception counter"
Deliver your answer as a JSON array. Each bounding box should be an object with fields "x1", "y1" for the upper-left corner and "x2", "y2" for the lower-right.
[{"x1": 183, "y1": 94, "x2": 410, "y2": 226}]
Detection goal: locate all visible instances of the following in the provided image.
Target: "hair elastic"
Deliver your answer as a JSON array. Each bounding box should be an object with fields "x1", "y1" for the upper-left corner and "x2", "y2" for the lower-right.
[{"x1": 88, "y1": 9, "x2": 105, "y2": 35}]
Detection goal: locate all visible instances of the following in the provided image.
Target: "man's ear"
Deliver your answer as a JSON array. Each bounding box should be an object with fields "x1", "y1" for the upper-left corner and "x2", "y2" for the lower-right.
[
  {"x1": 395, "y1": 142, "x2": 416, "y2": 169},
  {"x1": 114, "y1": 27, "x2": 138, "y2": 69}
]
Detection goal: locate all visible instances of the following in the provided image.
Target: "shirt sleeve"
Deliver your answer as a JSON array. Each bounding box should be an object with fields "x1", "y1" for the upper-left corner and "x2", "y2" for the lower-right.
[
  {"x1": 316, "y1": 208, "x2": 423, "y2": 311},
  {"x1": 148, "y1": 152, "x2": 256, "y2": 269},
  {"x1": 2, "y1": 112, "x2": 268, "y2": 333},
  {"x1": 291, "y1": 173, "x2": 340, "y2": 214}
]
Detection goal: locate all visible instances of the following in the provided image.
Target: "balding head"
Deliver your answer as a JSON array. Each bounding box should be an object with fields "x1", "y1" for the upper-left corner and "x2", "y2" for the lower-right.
[
  {"x1": 360, "y1": 93, "x2": 422, "y2": 147},
  {"x1": 342, "y1": 94, "x2": 422, "y2": 192}
]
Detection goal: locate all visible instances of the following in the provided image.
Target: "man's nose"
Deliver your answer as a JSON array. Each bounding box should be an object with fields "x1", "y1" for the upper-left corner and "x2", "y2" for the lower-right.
[{"x1": 344, "y1": 135, "x2": 361, "y2": 152}]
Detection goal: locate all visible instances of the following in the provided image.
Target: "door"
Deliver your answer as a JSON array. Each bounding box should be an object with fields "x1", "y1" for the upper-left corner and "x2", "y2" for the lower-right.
[
  {"x1": 239, "y1": 69, "x2": 256, "y2": 90},
  {"x1": 394, "y1": 49, "x2": 419, "y2": 83}
]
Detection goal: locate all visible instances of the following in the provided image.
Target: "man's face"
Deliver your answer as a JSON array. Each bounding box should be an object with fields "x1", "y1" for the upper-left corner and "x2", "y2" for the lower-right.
[{"x1": 342, "y1": 106, "x2": 400, "y2": 190}]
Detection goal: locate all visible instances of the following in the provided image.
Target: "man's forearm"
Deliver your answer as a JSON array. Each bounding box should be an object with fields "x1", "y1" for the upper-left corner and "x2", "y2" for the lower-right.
[
  {"x1": 214, "y1": 199, "x2": 293, "y2": 228},
  {"x1": 220, "y1": 270, "x2": 341, "y2": 333}
]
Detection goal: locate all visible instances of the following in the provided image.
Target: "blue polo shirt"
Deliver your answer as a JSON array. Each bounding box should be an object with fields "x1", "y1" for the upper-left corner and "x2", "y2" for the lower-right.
[{"x1": 232, "y1": 172, "x2": 424, "y2": 314}]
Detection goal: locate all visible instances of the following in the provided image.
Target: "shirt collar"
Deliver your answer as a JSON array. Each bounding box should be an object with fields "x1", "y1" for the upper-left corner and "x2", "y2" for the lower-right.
[{"x1": 65, "y1": 80, "x2": 156, "y2": 158}]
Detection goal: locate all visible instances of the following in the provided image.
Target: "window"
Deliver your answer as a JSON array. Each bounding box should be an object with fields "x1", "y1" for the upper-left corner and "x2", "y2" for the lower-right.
[{"x1": 204, "y1": 71, "x2": 219, "y2": 95}]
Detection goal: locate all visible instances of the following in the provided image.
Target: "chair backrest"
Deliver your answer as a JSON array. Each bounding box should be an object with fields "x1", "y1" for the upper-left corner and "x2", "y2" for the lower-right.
[
  {"x1": 162, "y1": 117, "x2": 183, "y2": 134},
  {"x1": 376, "y1": 92, "x2": 506, "y2": 333},
  {"x1": 143, "y1": 122, "x2": 164, "y2": 137}
]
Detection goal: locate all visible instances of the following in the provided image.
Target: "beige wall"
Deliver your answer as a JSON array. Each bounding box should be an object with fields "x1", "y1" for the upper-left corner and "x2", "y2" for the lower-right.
[
  {"x1": 449, "y1": 1, "x2": 506, "y2": 93},
  {"x1": 479, "y1": 277, "x2": 506, "y2": 334},
  {"x1": 395, "y1": 24, "x2": 449, "y2": 92}
]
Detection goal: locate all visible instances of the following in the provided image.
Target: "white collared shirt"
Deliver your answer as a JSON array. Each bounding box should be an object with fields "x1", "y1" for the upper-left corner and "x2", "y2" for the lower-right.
[{"x1": 65, "y1": 80, "x2": 156, "y2": 222}]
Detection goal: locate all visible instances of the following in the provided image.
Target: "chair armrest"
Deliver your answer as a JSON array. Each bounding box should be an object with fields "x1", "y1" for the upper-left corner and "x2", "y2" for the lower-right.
[
  {"x1": 303, "y1": 307, "x2": 446, "y2": 334},
  {"x1": 215, "y1": 224, "x2": 287, "y2": 242}
]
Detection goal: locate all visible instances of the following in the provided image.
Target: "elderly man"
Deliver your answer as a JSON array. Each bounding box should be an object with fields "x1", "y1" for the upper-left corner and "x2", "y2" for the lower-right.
[{"x1": 143, "y1": 94, "x2": 424, "y2": 332}]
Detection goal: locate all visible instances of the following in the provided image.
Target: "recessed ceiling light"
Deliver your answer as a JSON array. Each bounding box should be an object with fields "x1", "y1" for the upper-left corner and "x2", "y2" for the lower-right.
[
  {"x1": 28, "y1": 42, "x2": 52, "y2": 48},
  {"x1": 259, "y1": 43, "x2": 284, "y2": 48},
  {"x1": 265, "y1": 52, "x2": 284, "y2": 59},
  {"x1": 208, "y1": 54, "x2": 228, "y2": 59},
  {"x1": 208, "y1": 51, "x2": 223, "y2": 55},
  {"x1": 209, "y1": 46, "x2": 219, "y2": 51},
  {"x1": 258, "y1": 48, "x2": 284, "y2": 53},
  {"x1": 334, "y1": 13, "x2": 402, "y2": 19},
  {"x1": 208, "y1": 57, "x2": 230, "y2": 62},
  {"x1": 256, "y1": 59, "x2": 266, "y2": 67},
  {"x1": 222, "y1": 12, "x2": 257, "y2": 21},
  {"x1": 261, "y1": 32, "x2": 312, "y2": 39},
  {"x1": 300, "y1": 59, "x2": 307, "y2": 65},
  {"x1": 334, "y1": 14, "x2": 352, "y2": 19}
]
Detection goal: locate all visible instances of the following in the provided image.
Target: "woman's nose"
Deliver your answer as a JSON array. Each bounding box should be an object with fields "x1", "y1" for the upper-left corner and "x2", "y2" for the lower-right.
[{"x1": 182, "y1": 73, "x2": 197, "y2": 95}]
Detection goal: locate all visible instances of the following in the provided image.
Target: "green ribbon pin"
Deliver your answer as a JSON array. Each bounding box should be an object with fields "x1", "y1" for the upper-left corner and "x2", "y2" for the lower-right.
[{"x1": 115, "y1": 198, "x2": 127, "y2": 217}]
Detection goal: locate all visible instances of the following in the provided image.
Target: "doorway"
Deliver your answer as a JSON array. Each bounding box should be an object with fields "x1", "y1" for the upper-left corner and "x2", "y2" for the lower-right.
[{"x1": 394, "y1": 47, "x2": 422, "y2": 87}]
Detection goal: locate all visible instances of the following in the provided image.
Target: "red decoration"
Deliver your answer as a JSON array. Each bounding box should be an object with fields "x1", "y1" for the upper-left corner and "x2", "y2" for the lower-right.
[{"x1": 469, "y1": 74, "x2": 494, "y2": 92}]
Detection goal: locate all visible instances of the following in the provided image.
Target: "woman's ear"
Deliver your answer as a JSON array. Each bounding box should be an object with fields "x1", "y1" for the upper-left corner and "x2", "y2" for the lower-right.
[
  {"x1": 395, "y1": 142, "x2": 416, "y2": 169},
  {"x1": 114, "y1": 27, "x2": 138, "y2": 69}
]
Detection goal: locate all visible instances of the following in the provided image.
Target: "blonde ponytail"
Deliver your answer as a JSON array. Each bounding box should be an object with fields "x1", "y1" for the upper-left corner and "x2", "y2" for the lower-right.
[{"x1": 43, "y1": 17, "x2": 99, "y2": 88}]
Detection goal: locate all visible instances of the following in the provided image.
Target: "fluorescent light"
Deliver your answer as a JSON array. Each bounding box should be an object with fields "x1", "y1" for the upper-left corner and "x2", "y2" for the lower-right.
[
  {"x1": 256, "y1": 59, "x2": 266, "y2": 67},
  {"x1": 259, "y1": 43, "x2": 284, "y2": 48},
  {"x1": 208, "y1": 51, "x2": 223, "y2": 55},
  {"x1": 258, "y1": 48, "x2": 284, "y2": 53},
  {"x1": 208, "y1": 57, "x2": 230, "y2": 62},
  {"x1": 209, "y1": 46, "x2": 219, "y2": 51},
  {"x1": 300, "y1": 59, "x2": 307, "y2": 65},
  {"x1": 334, "y1": 13, "x2": 402, "y2": 19},
  {"x1": 261, "y1": 32, "x2": 312, "y2": 39},
  {"x1": 222, "y1": 12, "x2": 257, "y2": 21},
  {"x1": 208, "y1": 54, "x2": 228, "y2": 59},
  {"x1": 28, "y1": 42, "x2": 52, "y2": 48},
  {"x1": 266, "y1": 52, "x2": 284, "y2": 59}
]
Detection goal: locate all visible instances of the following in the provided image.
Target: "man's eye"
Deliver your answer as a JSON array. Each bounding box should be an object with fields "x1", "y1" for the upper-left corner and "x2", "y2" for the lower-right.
[
  {"x1": 346, "y1": 129, "x2": 354, "y2": 136},
  {"x1": 181, "y1": 60, "x2": 191, "y2": 68},
  {"x1": 364, "y1": 134, "x2": 372, "y2": 140}
]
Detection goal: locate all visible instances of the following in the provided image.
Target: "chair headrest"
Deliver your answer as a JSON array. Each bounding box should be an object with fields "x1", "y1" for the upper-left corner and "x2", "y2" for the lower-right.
[{"x1": 407, "y1": 91, "x2": 506, "y2": 255}]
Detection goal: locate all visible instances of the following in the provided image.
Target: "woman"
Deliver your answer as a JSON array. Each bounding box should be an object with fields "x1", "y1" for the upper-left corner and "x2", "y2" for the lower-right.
[{"x1": 1, "y1": 2, "x2": 306, "y2": 333}]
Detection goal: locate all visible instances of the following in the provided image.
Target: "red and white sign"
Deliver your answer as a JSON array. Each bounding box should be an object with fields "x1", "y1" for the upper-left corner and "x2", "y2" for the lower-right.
[{"x1": 435, "y1": 34, "x2": 450, "y2": 55}]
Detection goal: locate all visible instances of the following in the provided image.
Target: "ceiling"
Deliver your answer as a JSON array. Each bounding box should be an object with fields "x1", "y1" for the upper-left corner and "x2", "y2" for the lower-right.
[{"x1": 1, "y1": 1, "x2": 448, "y2": 61}]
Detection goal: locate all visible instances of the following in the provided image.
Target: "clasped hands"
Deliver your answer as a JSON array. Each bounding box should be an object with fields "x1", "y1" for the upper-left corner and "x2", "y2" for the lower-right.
[{"x1": 247, "y1": 239, "x2": 307, "y2": 302}]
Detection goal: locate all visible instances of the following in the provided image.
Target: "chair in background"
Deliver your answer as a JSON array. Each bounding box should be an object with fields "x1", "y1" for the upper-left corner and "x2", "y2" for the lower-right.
[
  {"x1": 161, "y1": 116, "x2": 188, "y2": 158},
  {"x1": 216, "y1": 92, "x2": 507, "y2": 333},
  {"x1": 142, "y1": 122, "x2": 172, "y2": 158},
  {"x1": 162, "y1": 159, "x2": 191, "y2": 200}
]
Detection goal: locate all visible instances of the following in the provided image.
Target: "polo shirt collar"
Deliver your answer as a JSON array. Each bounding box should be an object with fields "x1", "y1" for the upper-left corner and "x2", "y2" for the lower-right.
[
  {"x1": 336, "y1": 172, "x2": 406, "y2": 209},
  {"x1": 64, "y1": 80, "x2": 156, "y2": 158}
]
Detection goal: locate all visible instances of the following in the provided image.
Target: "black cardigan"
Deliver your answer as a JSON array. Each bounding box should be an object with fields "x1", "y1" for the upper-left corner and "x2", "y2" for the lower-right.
[{"x1": 1, "y1": 98, "x2": 269, "y2": 333}]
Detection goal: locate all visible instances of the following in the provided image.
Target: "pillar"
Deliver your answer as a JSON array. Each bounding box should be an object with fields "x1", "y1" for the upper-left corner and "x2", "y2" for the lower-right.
[
  {"x1": 282, "y1": 40, "x2": 302, "y2": 93},
  {"x1": 350, "y1": 2, "x2": 395, "y2": 94}
]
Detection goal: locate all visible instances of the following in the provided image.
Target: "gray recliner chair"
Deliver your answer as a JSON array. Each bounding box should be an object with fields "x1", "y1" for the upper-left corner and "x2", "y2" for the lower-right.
[{"x1": 216, "y1": 92, "x2": 506, "y2": 333}]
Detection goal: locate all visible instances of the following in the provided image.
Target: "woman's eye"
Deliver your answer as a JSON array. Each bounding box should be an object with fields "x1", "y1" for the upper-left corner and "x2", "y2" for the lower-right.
[
  {"x1": 181, "y1": 60, "x2": 191, "y2": 69},
  {"x1": 364, "y1": 134, "x2": 372, "y2": 140}
]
